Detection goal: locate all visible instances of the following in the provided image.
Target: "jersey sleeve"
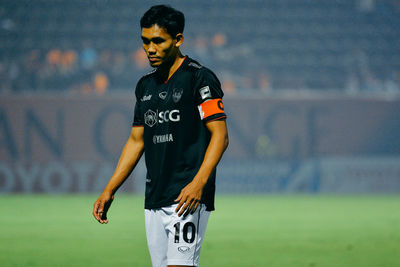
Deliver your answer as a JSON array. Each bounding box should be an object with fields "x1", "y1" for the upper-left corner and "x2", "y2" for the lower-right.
[
  {"x1": 194, "y1": 68, "x2": 227, "y2": 123},
  {"x1": 132, "y1": 80, "x2": 144, "y2": 127}
]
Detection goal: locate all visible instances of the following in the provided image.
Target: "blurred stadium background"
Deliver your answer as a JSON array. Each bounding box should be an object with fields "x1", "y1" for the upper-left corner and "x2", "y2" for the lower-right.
[{"x1": 1, "y1": 0, "x2": 400, "y2": 266}]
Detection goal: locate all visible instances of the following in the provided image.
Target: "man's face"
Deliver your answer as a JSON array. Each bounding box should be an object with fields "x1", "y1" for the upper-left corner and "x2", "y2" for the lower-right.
[{"x1": 141, "y1": 24, "x2": 179, "y2": 68}]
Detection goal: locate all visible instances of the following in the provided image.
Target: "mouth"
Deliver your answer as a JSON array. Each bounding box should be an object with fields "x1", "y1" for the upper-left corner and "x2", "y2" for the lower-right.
[{"x1": 148, "y1": 57, "x2": 160, "y2": 62}]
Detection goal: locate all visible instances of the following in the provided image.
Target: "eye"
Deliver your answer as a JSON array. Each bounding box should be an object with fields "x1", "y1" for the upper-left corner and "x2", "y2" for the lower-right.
[
  {"x1": 141, "y1": 37, "x2": 150, "y2": 45},
  {"x1": 152, "y1": 37, "x2": 165, "y2": 44}
]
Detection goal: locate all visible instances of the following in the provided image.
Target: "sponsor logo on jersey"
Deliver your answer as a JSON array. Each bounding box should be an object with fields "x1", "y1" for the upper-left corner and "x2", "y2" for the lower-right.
[
  {"x1": 199, "y1": 86, "x2": 212, "y2": 100},
  {"x1": 158, "y1": 110, "x2": 180, "y2": 123},
  {"x1": 178, "y1": 246, "x2": 190, "y2": 253},
  {"x1": 159, "y1": 91, "x2": 168, "y2": 100},
  {"x1": 172, "y1": 88, "x2": 183, "y2": 103},
  {"x1": 153, "y1": 133, "x2": 174, "y2": 144},
  {"x1": 144, "y1": 109, "x2": 181, "y2": 127},
  {"x1": 141, "y1": 94, "x2": 152, "y2": 101}
]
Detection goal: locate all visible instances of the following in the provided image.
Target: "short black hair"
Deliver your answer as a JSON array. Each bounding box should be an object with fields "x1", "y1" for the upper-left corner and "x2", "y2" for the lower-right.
[{"x1": 140, "y1": 5, "x2": 185, "y2": 38}]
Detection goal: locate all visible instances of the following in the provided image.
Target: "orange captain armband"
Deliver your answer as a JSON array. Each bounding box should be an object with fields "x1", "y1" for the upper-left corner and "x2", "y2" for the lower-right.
[{"x1": 197, "y1": 98, "x2": 226, "y2": 121}]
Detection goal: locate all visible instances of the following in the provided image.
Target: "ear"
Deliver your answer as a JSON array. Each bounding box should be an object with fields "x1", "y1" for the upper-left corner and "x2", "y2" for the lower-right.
[{"x1": 175, "y1": 33, "x2": 184, "y2": 47}]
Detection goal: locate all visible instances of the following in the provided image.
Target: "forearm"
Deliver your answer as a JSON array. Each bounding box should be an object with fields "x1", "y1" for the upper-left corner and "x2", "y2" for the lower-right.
[
  {"x1": 193, "y1": 125, "x2": 229, "y2": 186},
  {"x1": 103, "y1": 136, "x2": 144, "y2": 195},
  {"x1": 175, "y1": 120, "x2": 229, "y2": 216}
]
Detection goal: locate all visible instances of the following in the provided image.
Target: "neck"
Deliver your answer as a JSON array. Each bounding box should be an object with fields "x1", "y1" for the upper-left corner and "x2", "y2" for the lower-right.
[{"x1": 158, "y1": 51, "x2": 185, "y2": 82}]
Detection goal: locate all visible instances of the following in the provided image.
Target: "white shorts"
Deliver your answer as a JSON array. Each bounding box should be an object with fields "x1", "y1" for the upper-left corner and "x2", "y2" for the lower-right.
[{"x1": 145, "y1": 203, "x2": 210, "y2": 267}]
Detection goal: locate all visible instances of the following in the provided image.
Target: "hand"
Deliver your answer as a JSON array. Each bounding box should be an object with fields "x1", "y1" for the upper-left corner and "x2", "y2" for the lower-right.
[
  {"x1": 93, "y1": 192, "x2": 114, "y2": 224},
  {"x1": 175, "y1": 181, "x2": 203, "y2": 217}
]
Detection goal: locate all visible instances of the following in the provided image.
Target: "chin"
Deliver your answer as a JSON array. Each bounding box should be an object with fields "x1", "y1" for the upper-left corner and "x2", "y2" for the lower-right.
[{"x1": 149, "y1": 62, "x2": 162, "y2": 68}]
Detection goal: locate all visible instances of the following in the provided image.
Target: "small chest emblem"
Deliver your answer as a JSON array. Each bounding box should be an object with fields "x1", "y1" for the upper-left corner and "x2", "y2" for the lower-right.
[
  {"x1": 159, "y1": 91, "x2": 167, "y2": 100},
  {"x1": 144, "y1": 109, "x2": 157, "y2": 127},
  {"x1": 172, "y1": 88, "x2": 183, "y2": 103}
]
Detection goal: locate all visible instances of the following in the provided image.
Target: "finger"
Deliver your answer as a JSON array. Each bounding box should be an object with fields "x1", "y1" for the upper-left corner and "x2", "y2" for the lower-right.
[
  {"x1": 178, "y1": 203, "x2": 188, "y2": 217},
  {"x1": 183, "y1": 201, "x2": 195, "y2": 217},
  {"x1": 175, "y1": 200, "x2": 184, "y2": 214},
  {"x1": 175, "y1": 197, "x2": 186, "y2": 213},
  {"x1": 174, "y1": 192, "x2": 183, "y2": 202},
  {"x1": 97, "y1": 202, "x2": 106, "y2": 223},
  {"x1": 93, "y1": 202, "x2": 101, "y2": 222},
  {"x1": 185, "y1": 199, "x2": 199, "y2": 217},
  {"x1": 190, "y1": 202, "x2": 200, "y2": 215},
  {"x1": 98, "y1": 210, "x2": 104, "y2": 221},
  {"x1": 93, "y1": 202, "x2": 98, "y2": 219},
  {"x1": 100, "y1": 209, "x2": 108, "y2": 223},
  {"x1": 178, "y1": 199, "x2": 193, "y2": 217}
]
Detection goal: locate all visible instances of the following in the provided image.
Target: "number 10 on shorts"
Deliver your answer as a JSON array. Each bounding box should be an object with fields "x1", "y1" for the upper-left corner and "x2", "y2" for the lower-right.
[{"x1": 174, "y1": 222, "x2": 196, "y2": 243}]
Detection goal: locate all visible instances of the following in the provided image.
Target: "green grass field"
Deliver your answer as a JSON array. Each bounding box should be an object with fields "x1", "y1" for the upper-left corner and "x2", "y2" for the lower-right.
[{"x1": 1, "y1": 195, "x2": 399, "y2": 267}]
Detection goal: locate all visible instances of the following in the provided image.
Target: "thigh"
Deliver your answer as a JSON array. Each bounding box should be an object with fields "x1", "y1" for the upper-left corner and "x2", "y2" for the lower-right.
[
  {"x1": 164, "y1": 204, "x2": 210, "y2": 267},
  {"x1": 145, "y1": 208, "x2": 169, "y2": 267}
]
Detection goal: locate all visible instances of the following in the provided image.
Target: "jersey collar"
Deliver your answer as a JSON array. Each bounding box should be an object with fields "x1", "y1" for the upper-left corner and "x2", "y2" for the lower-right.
[{"x1": 163, "y1": 56, "x2": 188, "y2": 84}]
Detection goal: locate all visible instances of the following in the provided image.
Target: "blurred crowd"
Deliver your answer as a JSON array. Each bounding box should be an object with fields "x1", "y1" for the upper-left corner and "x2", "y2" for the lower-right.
[
  {"x1": 1, "y1": 39, "x2": 399, "y2": 96},
  {"x1": 1, "y1": 0, "x2": 400, "y2": 95},
  {"x1": 0, "y1": 44, "x2": 148, "y2": 95},
  {"x1": 0, "y1": 34, "x2": 278, "y2": 96}
]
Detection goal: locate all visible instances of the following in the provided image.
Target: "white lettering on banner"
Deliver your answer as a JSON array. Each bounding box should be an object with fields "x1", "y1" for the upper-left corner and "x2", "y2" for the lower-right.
[
  {"x1": 93, "y1": 164, "x2": 114, "y2": 192},
  {"x1": 40, "y1": 162, "x2": 73, "y2": 193},
  {"x1": 153, "y1": 134, "x2": 174, "y2": 144},
  {"x1": 0, "y1": 162, "x2": 140, "y2": 193},
  {"x1": 1, "y1": 158, "x2": 400, "y2": 193},
  {"x1": 73, "y1": 162, "x2": 95, "y2": 192},
  {"x1": 0, "y1": 163, "x2": 15, "y2": 192},
  {"x1": 16, "y1": 164, "x2": 40, "y2": 193}
]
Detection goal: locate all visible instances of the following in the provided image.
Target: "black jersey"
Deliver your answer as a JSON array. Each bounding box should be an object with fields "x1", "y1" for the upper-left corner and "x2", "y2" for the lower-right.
[{"x1": 132, "y1": 56, "x2": 226, "y2": 211}]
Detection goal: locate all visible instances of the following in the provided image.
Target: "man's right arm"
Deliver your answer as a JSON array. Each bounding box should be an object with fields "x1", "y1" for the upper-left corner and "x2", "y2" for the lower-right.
[{"x1": 93, "y1": 126, "x2": 144, "y2": 224}]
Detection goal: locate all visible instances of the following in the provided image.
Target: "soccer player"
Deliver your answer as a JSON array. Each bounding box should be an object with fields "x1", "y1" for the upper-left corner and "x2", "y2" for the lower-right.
[{"x1": 92, "y1": 5, "x2": 229, "y2": 267}]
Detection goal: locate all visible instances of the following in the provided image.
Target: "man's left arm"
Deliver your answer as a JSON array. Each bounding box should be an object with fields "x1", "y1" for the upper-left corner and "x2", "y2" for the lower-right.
[{"x1": 175, "y1": 119, "x2": 229, "y2": 216}]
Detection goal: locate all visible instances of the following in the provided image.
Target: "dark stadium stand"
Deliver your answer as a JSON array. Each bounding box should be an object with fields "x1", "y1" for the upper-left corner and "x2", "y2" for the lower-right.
[{"x1": 0, "y1": 0, "x2": 399, "y2": 94}]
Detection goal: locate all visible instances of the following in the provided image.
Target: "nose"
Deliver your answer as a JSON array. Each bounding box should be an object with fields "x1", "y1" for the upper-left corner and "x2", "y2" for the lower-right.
[{"x1": 148, "y1": 42, "x2": 156, "y2": 55}]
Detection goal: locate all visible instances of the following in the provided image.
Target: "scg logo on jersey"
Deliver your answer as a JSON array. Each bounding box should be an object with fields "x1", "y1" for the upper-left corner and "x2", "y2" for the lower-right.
[
  {"x1": 144, "y1": 109, "x2": 180, "y2": 127},
  {"x1": 158, "y1": 110, "x2": 180, "y2": 123}
]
